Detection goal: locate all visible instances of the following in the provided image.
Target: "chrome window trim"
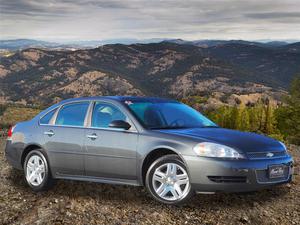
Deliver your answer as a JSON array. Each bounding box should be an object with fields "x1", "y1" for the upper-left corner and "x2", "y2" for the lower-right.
[
  {"x1": 87, "y1": 126, "x2": 138, "y2": 133},
  {"x1": 39, "y1": 124, "x2": 138, "y2": 133},
  {"x1": 39, "y1": 99, "x2": 139, "y2": 133},
  {"x1": 39, "y1": 124, "x2": 90, "y2": 129},
  {"x1": 50, "y1": 105, "x2": 61, "y2": 125},
  {"x1": 84, "y1": 101, "x2": 94, "y2": 127},
  {"x1": 54, "y1": 100, "x2": 91, "y2": 127},
  {"x1": 39, "y1": 100, "x2": 91, "y2": 127}
]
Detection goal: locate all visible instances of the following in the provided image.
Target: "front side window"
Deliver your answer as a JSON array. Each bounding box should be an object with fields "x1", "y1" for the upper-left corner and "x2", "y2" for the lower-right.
[
  {"x1": 126, "y1": 101, "x2": 217, "y2": 129},
  {"x1": 40, "y1": 108, "x2": 57, "y2": 125},
  {"x1": 91, "y1": 102, "x2": 127, "y2": 128},
  {"x1": 55, "y1": 102, "x2": 89, "y2": 127}
]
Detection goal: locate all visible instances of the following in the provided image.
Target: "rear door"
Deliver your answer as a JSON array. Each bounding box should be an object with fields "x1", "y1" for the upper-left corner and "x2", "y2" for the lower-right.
[
  {"x1": 84, "y1": 101, "x2": 138, "y2": 180},
  {"x1": 42, "y1": 101, "x2": 90, "y2": 176}
]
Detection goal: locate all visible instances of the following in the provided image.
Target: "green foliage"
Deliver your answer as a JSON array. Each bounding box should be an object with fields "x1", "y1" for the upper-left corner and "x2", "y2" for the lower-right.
[
  {"x1": 275, "y1": 76, "x2": 300, "y2": 144},
  {"x1": 203, "y1": 102, "x2": 283, "y2": 141}
]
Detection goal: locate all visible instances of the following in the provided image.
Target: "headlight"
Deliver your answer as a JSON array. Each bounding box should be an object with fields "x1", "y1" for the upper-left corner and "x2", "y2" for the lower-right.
[{"x1": 193, "y1": 142, "x2": 244, "y2": 159}]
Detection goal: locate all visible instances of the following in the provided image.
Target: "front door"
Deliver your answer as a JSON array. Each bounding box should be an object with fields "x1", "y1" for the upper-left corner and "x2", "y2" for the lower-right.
[{"x1": 84, "y1": 102, "x2": 138, "y2": 180}]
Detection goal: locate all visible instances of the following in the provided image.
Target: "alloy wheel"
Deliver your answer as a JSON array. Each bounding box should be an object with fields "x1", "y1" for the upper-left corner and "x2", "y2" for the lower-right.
[
  {"x1": 152, "y1": 162, "x2": 190, "y2": 201},
  {"x1": 26, "y1": 155, "x2": 46, "y2": 186}
]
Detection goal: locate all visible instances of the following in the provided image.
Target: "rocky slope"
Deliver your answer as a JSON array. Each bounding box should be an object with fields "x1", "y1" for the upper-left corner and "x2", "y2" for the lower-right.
[{"x1": 0, "y1": 42, "x2": 299, "y2": 106}]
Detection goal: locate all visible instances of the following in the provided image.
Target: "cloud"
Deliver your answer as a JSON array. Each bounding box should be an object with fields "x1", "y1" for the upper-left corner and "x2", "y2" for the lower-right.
[
  {"x1": 0, "y1": 0, "x2": 68, "y2": 16},
  {"x1": 0, "y1": 0, "x2": 299, "y2": 40}
]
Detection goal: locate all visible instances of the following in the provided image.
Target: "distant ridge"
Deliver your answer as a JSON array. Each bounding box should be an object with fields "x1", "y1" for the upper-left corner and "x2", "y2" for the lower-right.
[
  {"x1": 1, "y1": 38, "x2": 299, "y2": 51},
  {"x1": 1, "y1": 41, "x2": 299, "y2": 106}
]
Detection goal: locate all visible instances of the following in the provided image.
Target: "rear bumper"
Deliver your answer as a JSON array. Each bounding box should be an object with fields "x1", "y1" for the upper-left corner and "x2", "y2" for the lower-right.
[
  {"x1": 183, "y1": 155, "x2": 293, "y2": 193},
  {"x1": 5, "y1": 140, "x2": 23, "y2": 170}
]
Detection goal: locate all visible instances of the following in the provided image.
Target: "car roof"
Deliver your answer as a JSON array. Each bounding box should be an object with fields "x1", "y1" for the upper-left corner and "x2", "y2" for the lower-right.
[{"x1": 59, "y1": 96, "x2": 178, "y2": 104}]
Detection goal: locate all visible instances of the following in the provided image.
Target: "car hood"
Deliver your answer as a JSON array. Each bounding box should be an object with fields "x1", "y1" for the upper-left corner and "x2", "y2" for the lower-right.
[{"x1": 157, "y1": 128, "x2": 284, "y2": 153}]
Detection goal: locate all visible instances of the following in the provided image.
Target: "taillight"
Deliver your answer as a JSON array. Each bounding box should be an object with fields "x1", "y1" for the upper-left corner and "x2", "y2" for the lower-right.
[{"x1": 7, "y1": 125, "x2": 15, "y2": 138}]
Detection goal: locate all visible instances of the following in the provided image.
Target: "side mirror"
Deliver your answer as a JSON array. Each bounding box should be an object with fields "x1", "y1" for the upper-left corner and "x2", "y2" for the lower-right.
[{"x1": 109, "y1": 120, "x2": 131, "y2": 130}]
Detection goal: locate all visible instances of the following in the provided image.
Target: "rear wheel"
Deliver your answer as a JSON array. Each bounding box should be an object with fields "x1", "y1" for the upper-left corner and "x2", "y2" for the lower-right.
[
  {"x1": 146, "y1": 154, "x2": 193, "y2": 205},
  {"x1": 24, "y1": 150, "x2": 54, "y2": 191}
]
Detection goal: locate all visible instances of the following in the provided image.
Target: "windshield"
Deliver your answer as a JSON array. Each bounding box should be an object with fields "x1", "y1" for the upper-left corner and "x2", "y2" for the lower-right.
[{"x1": 125, "y1": 101, "x2": 217, "y2": 129}]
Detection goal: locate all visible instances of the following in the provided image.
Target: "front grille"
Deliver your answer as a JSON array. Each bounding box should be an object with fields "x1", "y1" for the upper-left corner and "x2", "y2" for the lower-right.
[
  {"x1": 247, "y1": 151, "x2": 287, "y2": 159},
  {"x1": 208, "y1": 176, "x2": 247, "y2": 183}
]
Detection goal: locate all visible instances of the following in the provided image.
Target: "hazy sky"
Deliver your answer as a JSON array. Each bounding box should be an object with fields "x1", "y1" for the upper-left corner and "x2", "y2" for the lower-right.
[{"x1": 1, "y1": 0, "x2": 300, "y2": 41}]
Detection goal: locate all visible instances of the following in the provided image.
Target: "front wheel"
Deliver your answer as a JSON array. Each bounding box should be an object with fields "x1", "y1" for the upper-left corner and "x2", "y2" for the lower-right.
[
  {"x1": 24, "y1": 150, "x2": 54, "y2": 191},
  {"x1": 145, "y1": 154, "x2": 193, "y2": 205}
]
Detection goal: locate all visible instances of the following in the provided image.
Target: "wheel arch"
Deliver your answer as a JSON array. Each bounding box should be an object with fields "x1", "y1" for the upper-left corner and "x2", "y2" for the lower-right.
[
  {"x1": 21, "y1": 143, "x2": 49, "y2": 168},
  {"x1": 140, "y1": 147, "x2": 187, "y2": 186}
]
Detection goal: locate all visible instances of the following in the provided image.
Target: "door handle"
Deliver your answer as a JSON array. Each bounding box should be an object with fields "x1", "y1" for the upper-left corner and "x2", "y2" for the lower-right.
[
  {"x1": 86, "y1": 134, "x2": 98, "y2": 140},
  {"x1": 44, "y1": 130, "x2": 54, "y2": 136}
]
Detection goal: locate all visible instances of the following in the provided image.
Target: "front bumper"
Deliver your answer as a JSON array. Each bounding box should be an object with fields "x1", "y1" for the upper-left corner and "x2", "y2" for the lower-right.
[{"x1": 183, "y1": 154, "x2": 293, "y2": 193}]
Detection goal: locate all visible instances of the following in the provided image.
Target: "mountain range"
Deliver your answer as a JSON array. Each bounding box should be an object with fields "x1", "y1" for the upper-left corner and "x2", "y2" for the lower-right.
[
  {"x1": 1, "y1": 38, "x2": 299, "y2": 50},
  {"x1": 0, "y1": 40, "x2": 299, "y2": 107},
  {"x1": 0, "y1": 38, "x2": 170, "y2": 50}
]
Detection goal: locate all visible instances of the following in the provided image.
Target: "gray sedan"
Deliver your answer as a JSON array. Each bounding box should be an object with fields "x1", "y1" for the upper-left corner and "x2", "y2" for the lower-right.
[{"x1": 5, "y1": 96, "x2": 293, "y2": 204}]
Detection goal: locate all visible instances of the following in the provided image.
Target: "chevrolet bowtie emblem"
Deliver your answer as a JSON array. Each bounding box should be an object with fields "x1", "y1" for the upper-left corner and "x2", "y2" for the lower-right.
[{"x1": 266, "y1": 152, "x2": 274, "y2": 157}]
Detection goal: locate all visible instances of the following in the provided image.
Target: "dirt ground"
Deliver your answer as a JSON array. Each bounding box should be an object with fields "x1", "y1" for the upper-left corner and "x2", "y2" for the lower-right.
[{"x1": 0, "y1": 138, "x2": 299, "y2": 225}]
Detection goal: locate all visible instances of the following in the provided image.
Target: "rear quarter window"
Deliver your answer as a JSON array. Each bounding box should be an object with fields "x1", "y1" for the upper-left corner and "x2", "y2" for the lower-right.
[{"x1": 39, "y1": 109, "x2": 57, "y2": 125}]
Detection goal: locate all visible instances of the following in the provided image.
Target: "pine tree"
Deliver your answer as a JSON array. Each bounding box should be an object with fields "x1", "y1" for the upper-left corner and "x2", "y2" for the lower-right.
[
  {"x1": 276, "y1": 76, "x2": 300, "y2": 144},
  {"x1": 240, "y1": 106, "x2": 250, "y2": 131}
]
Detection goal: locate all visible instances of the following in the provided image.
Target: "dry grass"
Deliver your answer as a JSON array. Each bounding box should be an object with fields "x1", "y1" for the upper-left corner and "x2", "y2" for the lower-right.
[{"x1": 0, "y1": 106, "x2": 41, "y2": 127}]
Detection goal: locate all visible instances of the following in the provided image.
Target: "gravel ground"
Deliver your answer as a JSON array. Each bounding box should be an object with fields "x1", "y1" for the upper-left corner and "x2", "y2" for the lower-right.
[{"x1": 0, "y1": 138, "x2": 299, "y2": 225}]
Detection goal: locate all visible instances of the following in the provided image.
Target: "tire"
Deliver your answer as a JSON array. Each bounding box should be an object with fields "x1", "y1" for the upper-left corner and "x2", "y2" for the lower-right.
[
  {"x1": 145, "y1": 154, "x2": 194, "y2": 205},
  {"x1": 24, "y1": 149, "x2": 55, "y2": 191}
]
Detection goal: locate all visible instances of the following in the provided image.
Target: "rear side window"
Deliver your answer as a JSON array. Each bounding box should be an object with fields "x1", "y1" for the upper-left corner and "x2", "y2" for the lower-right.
[
  {"x1": 55, "y1": 102, "x2": 89, "y2": 127},
  {"x1": 40, "y1": 109, "x2": 56, "y2": 125}
]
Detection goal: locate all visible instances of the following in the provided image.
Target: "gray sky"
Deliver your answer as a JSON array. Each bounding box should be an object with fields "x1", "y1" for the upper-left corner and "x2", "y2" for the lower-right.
[{"x1": 1, "y1": 0, "x2": 300, "y2": 41}]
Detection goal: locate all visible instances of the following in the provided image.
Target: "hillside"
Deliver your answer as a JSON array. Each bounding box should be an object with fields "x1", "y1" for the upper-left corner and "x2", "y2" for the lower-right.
[{"x1": 0, "y1": 42, "x2": 299, "y2": 106}]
